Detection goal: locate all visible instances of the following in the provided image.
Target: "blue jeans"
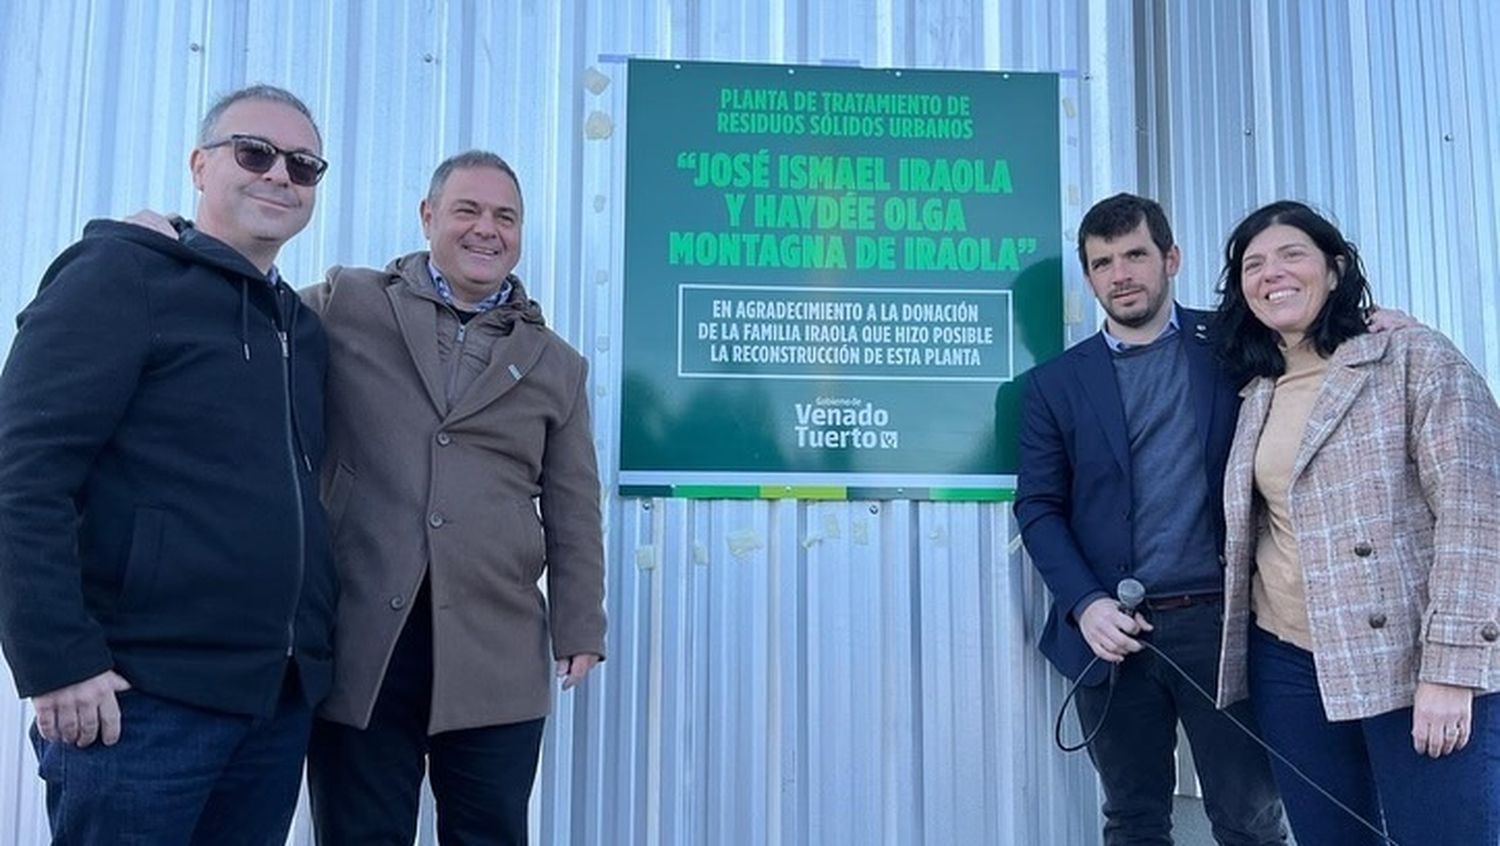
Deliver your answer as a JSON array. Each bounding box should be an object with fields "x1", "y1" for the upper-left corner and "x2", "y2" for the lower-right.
[
  {"x1": 1074, "y1": 601, "x2": 1286, "y2": 845},
  {"x1": 29, "y1": 672, "x2": 312, "y2": 846},
  {"x1": 1248, "y1": 625, "x2": 1500, "y2": 846}
]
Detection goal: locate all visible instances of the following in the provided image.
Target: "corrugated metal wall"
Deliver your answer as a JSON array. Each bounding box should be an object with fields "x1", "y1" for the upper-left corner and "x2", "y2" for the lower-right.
[{"x1": 2, "y1": 1, "x2": 1496, "y2": 844}]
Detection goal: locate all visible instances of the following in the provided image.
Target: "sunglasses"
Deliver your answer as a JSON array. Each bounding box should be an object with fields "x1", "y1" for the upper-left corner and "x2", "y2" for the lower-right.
[{"x1": 201, "y1": 134, "x2": 329, "y2": 186}]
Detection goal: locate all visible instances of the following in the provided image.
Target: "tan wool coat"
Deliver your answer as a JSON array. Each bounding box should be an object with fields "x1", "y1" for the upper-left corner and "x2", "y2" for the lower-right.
[
  {"x1": 304, "y1": 253, "x2": 606, "y2": 733},
  {"x1": 1216, "y1": 327, "x2": 1500, "y2": 721}
]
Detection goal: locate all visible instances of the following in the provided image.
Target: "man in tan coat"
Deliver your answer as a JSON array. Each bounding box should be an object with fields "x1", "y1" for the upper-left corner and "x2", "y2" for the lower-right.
[{"x1": 301, "y1": 150, "x2": 606, "y2": 845}]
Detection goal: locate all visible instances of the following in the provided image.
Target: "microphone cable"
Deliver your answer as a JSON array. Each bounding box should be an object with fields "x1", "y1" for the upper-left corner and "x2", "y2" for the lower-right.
[
  {"x1": 1052, "y1": 583, "x2": 1400, "y2": 846},
  {"x1": 1052, "y1": 657, "x2": 1113, "y2": 753},
  {"x1": 1053, "y1": 578, "x2": 1145, "y2": 754}
]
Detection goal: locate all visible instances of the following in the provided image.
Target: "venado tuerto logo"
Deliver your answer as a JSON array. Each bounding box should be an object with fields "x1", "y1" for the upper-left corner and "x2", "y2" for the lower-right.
[{"x1": 792, "y1": 396, "x2": 899, "y2": 450}]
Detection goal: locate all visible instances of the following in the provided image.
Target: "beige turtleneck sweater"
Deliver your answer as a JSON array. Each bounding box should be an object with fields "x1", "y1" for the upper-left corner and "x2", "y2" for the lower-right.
[{"x1": 1251, "y1": 341, "x2": 1330, "y2": 649}]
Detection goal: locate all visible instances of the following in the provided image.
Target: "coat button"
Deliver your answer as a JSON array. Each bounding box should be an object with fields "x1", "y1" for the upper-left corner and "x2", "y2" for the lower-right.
[
  {"x1": 436, "y1": 432, "x2": 451, "y2": 446},
  {"x1": 1368, "y1": 612, "x2": 1387, "y2": 629},
  {"x1": 389, "y1": 595, "x2": 405, "y2": 610},
  {"x1": 1482, "y1": 623, "x2": 1500, "y2": 642},
  {"x1": 1353, "y1": 542, "x2": 1374, "y2": 557},
  {"x1": 428, "y1": 512, "x2": 445, "y2": 528}
]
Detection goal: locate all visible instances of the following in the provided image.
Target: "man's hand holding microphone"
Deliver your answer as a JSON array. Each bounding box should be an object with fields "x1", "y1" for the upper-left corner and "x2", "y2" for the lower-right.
[{"x1": 1078, "y1": 579, "x2": 1152, "y2": 664}]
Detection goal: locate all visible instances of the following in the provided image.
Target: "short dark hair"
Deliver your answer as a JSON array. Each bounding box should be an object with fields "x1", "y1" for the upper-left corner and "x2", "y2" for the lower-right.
[
  {"x1": 427, "y1": 150, "x2": 524, "y2": 217},
  {"x1": 198, "y1": 84, "x2": 321, "y2": 147},
  {"x1": 1215, "y1": 200, "x2": 1371, "y2": 384},
  {"x1": 1076, "y1": 193, "x2": 1174, "y2": 268}
]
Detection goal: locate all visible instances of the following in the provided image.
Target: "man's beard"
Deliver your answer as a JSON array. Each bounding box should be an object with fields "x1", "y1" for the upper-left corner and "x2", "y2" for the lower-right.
[{"x1": 1105, "y1": 286, "x2": 1169, "y2": 329}]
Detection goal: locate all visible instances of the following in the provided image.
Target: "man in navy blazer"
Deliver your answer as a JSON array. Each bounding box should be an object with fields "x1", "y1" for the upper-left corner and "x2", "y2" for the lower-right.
[{"x1": 1015, "y1": 194, "x2": 1286, "y2": 844}]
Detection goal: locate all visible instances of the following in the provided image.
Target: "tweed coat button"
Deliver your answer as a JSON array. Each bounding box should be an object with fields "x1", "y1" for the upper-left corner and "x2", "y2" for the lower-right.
[
  {"x1": 1353, "y1": 542, "x2": 1374, "y2": 557},
  {"x1": 1482, "y1": 623, "x2": 1500, "y2": 642},
  {"x1": 429, "y1": 512, "x2": 445, "y2": 528},
  {"x1": 436, "y1": 432, "x2": 452, "y2": 446},
  {"x1": 1368, "y1": 613, "x2": 1387, "y2": 629},
  {"x1": 389, "y1": 595, "x2": 406, "y2": 610}
]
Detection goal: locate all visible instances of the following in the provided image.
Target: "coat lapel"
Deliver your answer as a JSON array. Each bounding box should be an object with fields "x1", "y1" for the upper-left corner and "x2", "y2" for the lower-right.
[
  {"x1": 386, "y1": 281, "x2": 448, "y2": 415},
  {"x1": 1228, "y1": 378, "x2": 1274, "y2": 540},
  {"x1": 1074, "y1": 334, "x2": 1131, "y2": 475},
  {"x1": 444, "y1": 323, "x2": 550, "y2": 425},
  {"x1": 1290, "y1": 333, "x2": 1387, "y2": 483},
  {"x1": 1183, "y1": 313, "x2": 1218, "y2": 456}
]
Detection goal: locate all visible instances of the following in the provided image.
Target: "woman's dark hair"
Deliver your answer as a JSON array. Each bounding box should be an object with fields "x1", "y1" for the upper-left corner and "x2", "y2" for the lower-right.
[{"x1": 1215, "y1": 200, "x2": 1372, "y2": 384}]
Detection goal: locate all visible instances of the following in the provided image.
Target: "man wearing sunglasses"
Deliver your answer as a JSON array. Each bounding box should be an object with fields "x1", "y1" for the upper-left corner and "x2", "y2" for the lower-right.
[
  {"x1": 121, "y1": 149, "x2": 607, "y2": 844},
  {"x1": 0, "y1": 85, "x2": 336, "y2": 845}
]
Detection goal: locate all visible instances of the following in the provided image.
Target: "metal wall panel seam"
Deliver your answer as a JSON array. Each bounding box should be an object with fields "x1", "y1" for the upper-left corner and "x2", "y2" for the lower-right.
[
  {"x1": 1368, "y1": 1, "x2": 1414, "y2": 323},
  {"x1": 1390, "y1": 0, "x2": 1435, "y2": 328},
  {"x1": 746, "y1": 500, "x2": 774, "y2": 846},
  {"x1": 1415, "y1": 2, "x2": 1460, "y2": 351},
  {"x1": 856, "y1": 500, "x2": 891, "y2": 846},
  {"x1": 1460, "y1": 0, "x2": 1500, "y2": 386},
  {"x1": 1347, "y1": 0, "x2": 1382, "y2": 315},
  {"x1": 1436, "y1": 0, "x2": 1486, "y2": 366},
  {"x1": 976, "y1": 503, "x2": 1007, "y2": 846},
  {"x1": 612, "y1": 501, "x2": 644, "y2": 846},
  {"x1": 774, "y1": 500, "x2": 808, "y2": 846},
  {"x1": 1247, "y1": 0, "x2": 1276, "y2": 203},
  {"x1": 645, "y1": 495, "x2": 669, "y2": 846}
]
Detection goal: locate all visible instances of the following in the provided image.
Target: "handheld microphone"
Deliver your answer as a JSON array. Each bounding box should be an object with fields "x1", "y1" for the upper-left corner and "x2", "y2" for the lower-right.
[
  {"x1": 1055, "y1": 577, "x2": 1148, "y2": 754},
  {"x1": 1116, "y1": 578, "x2": 1145, "y2": 615}
]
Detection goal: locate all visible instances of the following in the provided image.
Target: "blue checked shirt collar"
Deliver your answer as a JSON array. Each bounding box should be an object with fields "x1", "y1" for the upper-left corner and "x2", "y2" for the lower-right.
[
  {"x1": 1103, "y1": 303, "x2": 1181, "y2": 353},
  {"x1": 428, "y1": 259, "x2": 512, "y2": 313}
]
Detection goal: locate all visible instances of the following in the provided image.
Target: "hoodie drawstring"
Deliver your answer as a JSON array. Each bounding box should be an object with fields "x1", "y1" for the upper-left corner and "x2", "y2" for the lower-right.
[{"x1": 239, "y1": 281, "x2": 251, "y2": 361}]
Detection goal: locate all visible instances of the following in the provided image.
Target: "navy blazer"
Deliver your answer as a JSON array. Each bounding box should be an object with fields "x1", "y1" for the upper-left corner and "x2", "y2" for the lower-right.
[{"x1": 1013, "y1": 306, "x2": 1241, "y2": 684}]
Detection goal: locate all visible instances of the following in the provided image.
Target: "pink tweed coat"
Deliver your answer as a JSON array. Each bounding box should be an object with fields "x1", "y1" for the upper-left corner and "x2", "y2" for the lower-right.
[{"x1": 1216, "y1": 327, "x2": 1500, "y2": 721}]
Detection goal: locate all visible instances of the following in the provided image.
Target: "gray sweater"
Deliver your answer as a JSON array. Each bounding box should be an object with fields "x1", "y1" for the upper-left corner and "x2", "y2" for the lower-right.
[{"x1": 1111, "y1": 332, "x2": 1222, "y2": 597}]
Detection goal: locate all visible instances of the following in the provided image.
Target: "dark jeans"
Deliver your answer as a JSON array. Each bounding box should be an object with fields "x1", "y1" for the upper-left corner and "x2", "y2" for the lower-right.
[
  {"x1": 308, "y1": 583, "x2": 546, "y2": 845},
  {"x1": 1075, "y1": 601, "x2": 1286, "y2": 846},
  {"x1": 29, "y1": 669, "x2": 311, "y2": 846},
  {"x1": 1248, "y1": 625, "x2": 1500, "y2": 846}
]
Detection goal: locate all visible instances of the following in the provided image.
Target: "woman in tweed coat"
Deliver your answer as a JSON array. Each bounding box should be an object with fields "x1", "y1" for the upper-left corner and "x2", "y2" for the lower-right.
[{"x1": 1212, "y1": 201, "x2": 1500, "y2": 845}]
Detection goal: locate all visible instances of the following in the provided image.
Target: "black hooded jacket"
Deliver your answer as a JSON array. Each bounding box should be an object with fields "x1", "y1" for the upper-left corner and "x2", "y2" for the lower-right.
[{"x1": 0, "y1": 220, "x2": 335, "y2": 717}]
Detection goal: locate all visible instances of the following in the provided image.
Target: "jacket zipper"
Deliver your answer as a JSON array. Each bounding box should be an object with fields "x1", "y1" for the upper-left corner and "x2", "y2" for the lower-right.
[
  {"x1": 443, "y1": 317, "x2": 468, "y2": 404},
  {"x1": 275, "y1": 286, "x2": 307, "y2": 660}
]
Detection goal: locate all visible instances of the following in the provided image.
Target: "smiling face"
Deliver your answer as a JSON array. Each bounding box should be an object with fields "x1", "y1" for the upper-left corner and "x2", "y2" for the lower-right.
[
  {"x1": 420, "y1": 165, "x2": 523, "y2": 307},
  {"x1": 190, "y1": 98, "x2": 320, "y2": 271},
  {"x1": 1082, "y1": 219, "x2": 1179, "y2": 335},
  {"x1": 1239, "y1": 223, "x2": 1343, "y2": 346}
]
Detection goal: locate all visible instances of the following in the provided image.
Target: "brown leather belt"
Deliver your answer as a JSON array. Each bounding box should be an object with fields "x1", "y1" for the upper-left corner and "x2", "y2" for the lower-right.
[{"x1": 1144, "y1": 592, "x2": 1223, "y2": 611}]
